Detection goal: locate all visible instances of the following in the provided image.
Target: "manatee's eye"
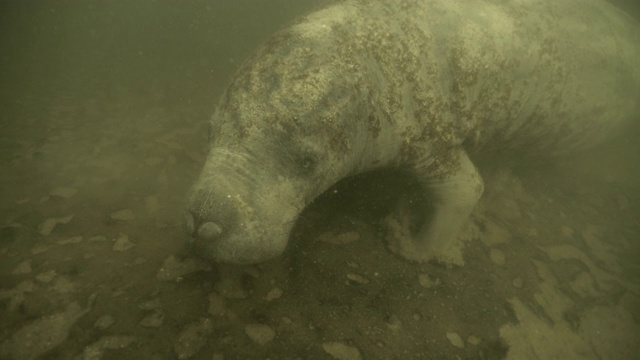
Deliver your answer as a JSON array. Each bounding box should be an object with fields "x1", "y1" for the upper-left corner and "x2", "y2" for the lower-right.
[{"x1": 294, "y1": 153, "x2": 318, "y2": 175}]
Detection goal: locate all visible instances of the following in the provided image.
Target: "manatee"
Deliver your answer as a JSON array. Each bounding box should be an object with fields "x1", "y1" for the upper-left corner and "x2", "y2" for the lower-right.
[{"x1": 184, "y1": 0, "x2": 640, "y2": 265}]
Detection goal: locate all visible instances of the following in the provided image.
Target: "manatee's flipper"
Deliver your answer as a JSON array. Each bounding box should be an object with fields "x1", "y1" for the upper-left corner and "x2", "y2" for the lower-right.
[{"x1": 386, "y1": 147, "x2": 483, "y2": 265}]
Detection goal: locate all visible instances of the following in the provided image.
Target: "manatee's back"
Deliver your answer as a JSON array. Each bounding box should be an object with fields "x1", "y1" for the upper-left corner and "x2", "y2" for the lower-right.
[
  {"x1": 471, "y1": 0, "x2": 640, "y2": 154},
  {"x1": 348, "y1": 0, "x2": 640, "y2": 155},
  {"x1": 436, "y1": 0, "x2": 640, "y2": 154}
]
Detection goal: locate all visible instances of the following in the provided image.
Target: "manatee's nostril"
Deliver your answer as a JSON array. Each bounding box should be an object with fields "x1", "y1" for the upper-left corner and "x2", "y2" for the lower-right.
[
  {"x1": 184, "y1": 211, "x2": 195, "y2": 235},
  {"x1": 198, "y1": 222, "x2": 223, "y2": 240}
]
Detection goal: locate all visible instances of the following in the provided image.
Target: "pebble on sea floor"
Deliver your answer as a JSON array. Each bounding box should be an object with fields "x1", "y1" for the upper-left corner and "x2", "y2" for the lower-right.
[
  {"x1": 38, "y1": 214, "x2": 74, "y2": 236},
  {"x1": 11, "y1": 260, "x2": 32, "y2": 275},
  {"x1": 513, "y1": 277, "x2": 523, "y2": 288},
  {"x1": 49, "y1": 186, "x2": 78, "y2": 199},
  {"x1": 79, "y1": 336, "x2": 136, "y2": 360},
  {"x1": 112, "y1": 234, "x2": 135, "y2": 251},
  {"x1": 265, "y1": 287, "x2": 283, "y2": 302},
  {"x1": 110, "y1": 209, "x2": 136, "y2": 221},
  {"x1": 139, "y1": 310, "x2": 164, "y2": 328},
  {"x1": 386, "y1": 314, "x2": 402, "y2": 331},
  {"x1": 94, "y1": 315, "x2": 115, "y2": 330},
  {"x1": 156, "y1": 255, "x2": 211, "y2": 281},
  {"x1": 446, "y1": 332, "x2": 465, "y2": 348},
  {"x1": 56, "y1": 236, "x2": 82, "y2": 245},
  {"x1": 346, "y1": 273, "x2": 369, "y2": 285},
  {"x1": 322, "y1": 341, "x2": 363, "y2": 360},
  {"x1": 490, "y1": 248, "x2": 506, "y2": 266},
  {"x1": 138, "y1": 298, "x2": 162, "y2": 311},
  {"x1": 467, "y1": 335, "x2": 481, "y2": 346},
  {"x1": 174, "y1": 319, "x2": 214, "y2": 359},
  {"x1": 561, "y1": 225, "x2": 574, "y2": 237},
  {"x1": 36, "y1": 270, "x2": 57, "y2": 283},
  {"x1": 244, "y1": 324, "x2": 276, "y2": 345},
  {"x1": 88, "y1": 235, "x2": 107, "y2": 242},
  {"x1": 418, "y1": 274, "x2": 441, "y2": 288}
]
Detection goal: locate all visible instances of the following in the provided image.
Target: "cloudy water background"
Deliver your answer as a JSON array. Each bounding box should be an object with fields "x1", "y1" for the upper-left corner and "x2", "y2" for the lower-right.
[{"x1": 0, "y1": 1, "x2": 639, "y2": 359}]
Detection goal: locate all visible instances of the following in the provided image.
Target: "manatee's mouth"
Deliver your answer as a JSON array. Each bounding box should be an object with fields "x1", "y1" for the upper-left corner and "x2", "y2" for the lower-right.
[
  {"x1": 183, "y1": 210, "x2": 292, "y2": 264},
  {"x1": 184, "y1": 153, "x2": 312, "y2": 264}
]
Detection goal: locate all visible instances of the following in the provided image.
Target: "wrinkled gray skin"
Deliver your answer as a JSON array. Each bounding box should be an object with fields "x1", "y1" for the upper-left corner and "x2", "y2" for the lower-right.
[{"x1": 185, "y1": 0, "x2": 640, "y2": 265}]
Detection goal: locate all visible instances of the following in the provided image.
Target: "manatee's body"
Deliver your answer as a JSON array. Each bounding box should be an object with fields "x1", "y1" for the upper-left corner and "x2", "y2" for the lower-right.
[{"x1": 185, "y1": 0, "x2": 640, "y2": 264}]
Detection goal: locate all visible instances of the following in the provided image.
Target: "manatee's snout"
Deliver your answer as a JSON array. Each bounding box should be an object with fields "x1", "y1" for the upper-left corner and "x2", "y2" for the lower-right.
[
  {"x1": 183, "y1": 212, "x2": 223, "y2": 246},
  {"x1": 184, "y1": 185, "x2": 292, "y2": 264},
  {"x1": 184, "y1": 188, "x2": 240, "y2": 261},
  {"x1": 184, "y1": 211, "x2": 231, "y2": 261}
]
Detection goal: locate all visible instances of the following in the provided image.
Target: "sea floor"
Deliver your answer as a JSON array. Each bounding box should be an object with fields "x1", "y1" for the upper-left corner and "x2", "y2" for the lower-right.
[{"x1": 1, "y1": 86, "x2": 639, "y2": 359}]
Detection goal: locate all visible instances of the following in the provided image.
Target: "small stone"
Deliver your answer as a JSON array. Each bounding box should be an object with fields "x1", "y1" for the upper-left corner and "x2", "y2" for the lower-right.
[
  {"x1": 3, "y1": 280, "x2": 34, "y2": 311},
  {"x1": 110, "y1": 209, "x2": 136, "y2": 221},
  {"x1": 244, "y1": 323, "x2": 275, "y2": 345},
  {"x1": 212, "y1": 353, "x2": 224, "y2": 360},
  {"x1": 88, "y1": 235, "x2": 107, "y2": 242},
  {"x1": 38, "y1": 214, "x2": 74, "y2": 235},
  {"x1": 1, "y1": 293, "x2": 96, "y2": 359},
  {"x1": 95, "y1": 315, "x2": 115, "y2": 330},
  {"x1": 570, "y1": 272, "x2": 600, "y2": 298},
  {"x1": 138, "y1": 298, "x2": 162, "y2": 310},
  {"x1": 56, "y1": 236, "x2": 83, "y2": 245},
  {"x1": 51, "y1": 276, "x2": 76, "y2": 293},
  {"x1": 512, "y1": 277, "x2": 523, "y2": 288},
  {"x1": 446, "y1": 332, "x2": 465, "y2": 348},
  {"x1": 156, "y1": 255, "x2": 211, "y2": 281},
  {"x1": 112, "y1": 234, "x2": 135, "y2": 251},
  {"x1": 346, "y1": 273, "x2": 369, "y2": 285},
  {"x1": 12, "y1": 260, "x2": 32, "y2": 275},
  {"x1": 496, "y1": 197, "x2": 521, "y2": 220},
  {"x1": 79, "y1": 335, "x2": 136, "y2": 360},
  {"x1": 207, "y1": 292, "x2": 225, "y2": 316},
  {"x1": 36, "y1": 270, "x2": 57, "y2": 283},
  {"x1": 386, "y1": 314, "x2": 401, "y2": 331},
  {"x1": 322, "y1": 341, "x2": 362, "y2": 360},
  {"x1": 265, "y1": 287, "x2": 283, "y2": 301},
  {"x1": 467, "y1": 335, "x2": 481, "y2": 346},
  {"x1": 139, "y1": 310, "x2": 164, "y2": 328},
  {"x1": 174, "y1": 319, "x2": 214, "y2": 359},
  {"x1": 561, "y1": 225, "x2": 574, "y2": 237},
  {"x1": 480, "y1": 220, "x2": 511, "y2": 246},
  {"x1": 489, "y1": 248, "x2": 506, "y2": 266},
  {"x1": 31, "y1": 244, "x2": 51, "y2": 255},
  {"x1": 49, "y1": 187, "x2": 77, "y2": 198},
  {"x1": 418, "y1": 274, "x2": 440, "y2": 288}
]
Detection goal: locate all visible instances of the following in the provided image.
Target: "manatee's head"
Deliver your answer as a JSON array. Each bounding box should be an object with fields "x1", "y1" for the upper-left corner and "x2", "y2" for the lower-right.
[
  {"x1": 184, "y1": 143, "x2": 305, "y2": 264},
  {"x1": 184, "y1": 31, "x2": 369, "y2": 264}
]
